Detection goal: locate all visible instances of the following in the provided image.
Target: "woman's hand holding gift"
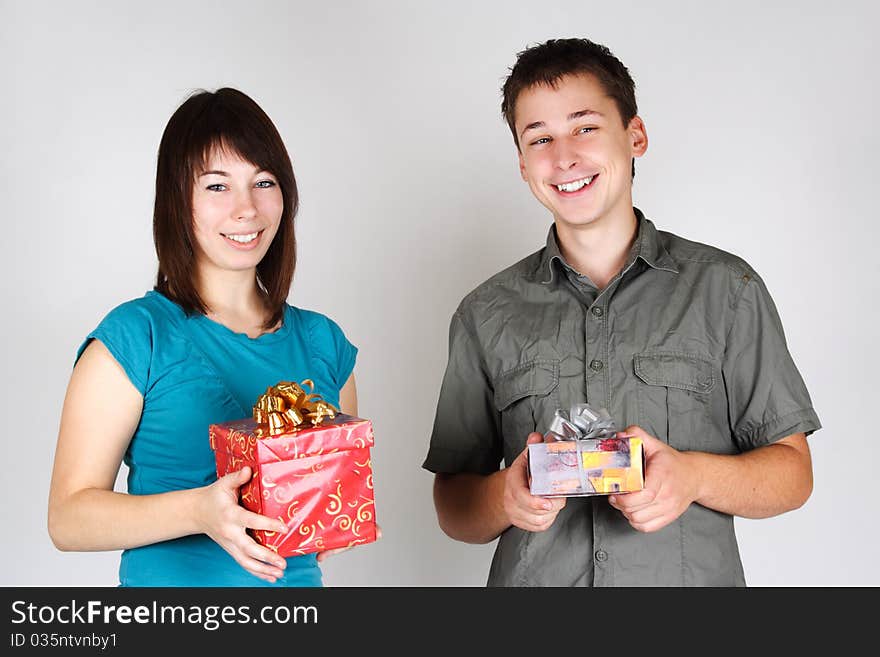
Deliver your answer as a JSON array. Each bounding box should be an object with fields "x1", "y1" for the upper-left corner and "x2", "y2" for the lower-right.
[{"x1": 196, "y1": 466, "x2": 289, "y2": 583}]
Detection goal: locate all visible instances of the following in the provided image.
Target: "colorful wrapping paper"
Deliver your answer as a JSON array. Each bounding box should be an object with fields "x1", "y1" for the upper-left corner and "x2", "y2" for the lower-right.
[
  {"x1": 528, "y1": 402, "x2": 644, "y2": 497},
  {"x1": 210, "y1": 387, "x2": 377, "y2": 556},
  {"x1": 528, "y1": 436, "x2": 644, "y2": 497}
]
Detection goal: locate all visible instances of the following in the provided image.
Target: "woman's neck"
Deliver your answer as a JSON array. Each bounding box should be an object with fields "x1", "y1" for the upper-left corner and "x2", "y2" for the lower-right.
[{"x1": 197, "y1": 265, "x2": 275, "y2": 337}]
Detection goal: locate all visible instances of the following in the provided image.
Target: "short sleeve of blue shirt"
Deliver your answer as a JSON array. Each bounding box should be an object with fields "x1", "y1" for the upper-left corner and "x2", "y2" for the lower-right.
[
  {"x1": 76, "y1": 299, "x2": 155, "y2": 395},
  {"x1": 300, "y1": 309, "x2": 358, "y2": 391}
]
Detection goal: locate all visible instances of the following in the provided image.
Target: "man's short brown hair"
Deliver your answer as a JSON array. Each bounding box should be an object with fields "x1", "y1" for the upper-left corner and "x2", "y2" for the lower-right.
[{"x1": 501, "y1": 38, "x2": 638, "y2": 150}]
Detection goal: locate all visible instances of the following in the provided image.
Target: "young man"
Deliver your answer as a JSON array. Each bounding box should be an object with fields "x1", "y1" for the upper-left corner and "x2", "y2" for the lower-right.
[{"x1": 422, "y1": 38, "x2": 820, "y2": 586}]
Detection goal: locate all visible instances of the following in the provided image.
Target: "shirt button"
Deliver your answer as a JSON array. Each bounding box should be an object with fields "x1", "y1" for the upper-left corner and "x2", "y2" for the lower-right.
[
  {"x1": 590, "y1": 359, "x2": 604, "y2": 372},
  {"x1": 591, "y1": 306, "x2": 604, "y2": 318},
  {"x1": 595, "y1": 549, "x2": 608, "y2": 562}
]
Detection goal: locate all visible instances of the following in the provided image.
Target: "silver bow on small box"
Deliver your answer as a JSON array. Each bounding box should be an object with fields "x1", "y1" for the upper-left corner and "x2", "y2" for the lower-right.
[
  {"x1": 544, "y1": 403, "x2": 618, "y2": 442},
  {"x1": 528, "y1": 402, "x2": 644, "y2": 497}
]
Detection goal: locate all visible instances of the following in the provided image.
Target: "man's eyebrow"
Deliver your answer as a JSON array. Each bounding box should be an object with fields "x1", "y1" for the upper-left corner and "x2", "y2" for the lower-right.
[
  {"x1": 569, "y1": 108, "x2": 603, "y2": 120},
  {"x1": 520, "y1": 121, "x2": 545, "y2": 140},
  {"x1": 519, "y1": 109, "x2": 604, "y2": 140}
]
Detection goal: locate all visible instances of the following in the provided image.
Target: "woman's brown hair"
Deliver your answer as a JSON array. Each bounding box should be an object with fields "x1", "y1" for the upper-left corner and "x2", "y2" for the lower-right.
[{"x1": 153, "y1": 88, "x2": 298, "y2": 330}]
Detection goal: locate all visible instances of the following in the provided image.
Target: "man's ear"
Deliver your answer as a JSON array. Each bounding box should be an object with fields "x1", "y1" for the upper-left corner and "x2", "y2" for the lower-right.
[
  {"x1": 518, "y1": 150, "x2": 528, "y2": 181},
  {"x1": 629, "y1": 115, "x2": 648, "y2": 158}
]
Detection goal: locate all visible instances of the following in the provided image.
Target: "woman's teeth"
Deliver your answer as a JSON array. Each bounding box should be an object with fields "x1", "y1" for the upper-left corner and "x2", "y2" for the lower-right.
[{"x1": 223, "y1": 232, "x2": 259, "y2": 243}]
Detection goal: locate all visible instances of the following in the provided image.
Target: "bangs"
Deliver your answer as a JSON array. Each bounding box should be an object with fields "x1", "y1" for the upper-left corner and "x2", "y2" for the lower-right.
[{"x1": 187, "y1": 101, "x2": 282, "y2": 179}]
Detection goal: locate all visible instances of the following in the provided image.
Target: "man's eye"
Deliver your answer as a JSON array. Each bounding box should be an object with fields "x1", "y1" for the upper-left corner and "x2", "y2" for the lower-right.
[
  {"x1": 531, "y1": 137, "x2": 551, "y2": 146},
  {"x1": 255, "y1": 180, "x2": 276, "y2": 188},
  {"x1": 206, "y1": 184, "x2": 227, "y2": 192},
  {"x1": 578, "y1": 126, "x2": 596, "y2": 134}
]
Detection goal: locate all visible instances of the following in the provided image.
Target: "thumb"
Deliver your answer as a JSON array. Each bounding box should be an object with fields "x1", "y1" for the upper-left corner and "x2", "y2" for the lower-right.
[
  {"x1": 621, "y1": 425, "x2": 663, "y2": 456},
  {"x1": 619, "y1": 424, "x2": 644, "y2": 438},
  {"x1": 526, "y1": 432, "x2": 544, "y2": 445},
  {"x1": 518, "y1": 432, "x2": 543, "y2": 460},
  {"x1": 515, "y1": 432, "x2": 544, "y2": 468},
  {"x1": 225, "y1": 466, "x2": 253, "y2": 486}
]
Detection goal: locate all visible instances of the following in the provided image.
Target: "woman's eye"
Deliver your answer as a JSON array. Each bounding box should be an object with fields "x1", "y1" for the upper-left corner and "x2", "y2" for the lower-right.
[
  {"x1": 255, "y1": 180, "x2": 276, "y2": 188},
  {"x1": 206, "y1": 183, "x2": 227, "y2": 192}
]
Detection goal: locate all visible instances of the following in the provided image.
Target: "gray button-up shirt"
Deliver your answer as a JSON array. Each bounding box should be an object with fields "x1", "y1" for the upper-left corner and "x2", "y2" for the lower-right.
[{"x1": 423, "y1": 210, "x2": 821, "y2": 586}]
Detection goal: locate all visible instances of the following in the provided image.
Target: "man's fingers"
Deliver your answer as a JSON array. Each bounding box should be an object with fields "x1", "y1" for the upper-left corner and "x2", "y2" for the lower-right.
[
  {"x1": 628, "y1": 505, "x2": 666, "y2": 526},
  {"x1": 526, "y1": 432, "x2": 544, "y2": 445},
  {"x1": 515, "y1": 488, "x2": 556, "y2": 512},
  {"x1": 514, "y1": 510, "x2": 561, "y2": 532},
  {"x1": 515, "y1": 433, "x2": 544, "y2": 469},
  {"x1": 620, "y1": 425, "x2": 666, "y2": 457},
  {"x1": 609, "y1": 489, "x2": 655, "y2": 511}
]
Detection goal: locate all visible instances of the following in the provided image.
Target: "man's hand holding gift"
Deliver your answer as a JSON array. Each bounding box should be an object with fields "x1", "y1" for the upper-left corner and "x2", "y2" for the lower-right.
[
  {"x1": 503, "y1": 433, "x2": 567, "y2": 533},
  {"x1": 608, "y1": 425, "x2": 701, "y2": 534}
]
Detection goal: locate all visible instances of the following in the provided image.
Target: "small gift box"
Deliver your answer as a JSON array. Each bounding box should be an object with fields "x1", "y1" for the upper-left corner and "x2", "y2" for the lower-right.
[
  {"x1": 209, "y1": 380, "x2": 377, "y2": 557},
  {"x1": 527, "y1": 404, "x2": 644, "y2": 497}
]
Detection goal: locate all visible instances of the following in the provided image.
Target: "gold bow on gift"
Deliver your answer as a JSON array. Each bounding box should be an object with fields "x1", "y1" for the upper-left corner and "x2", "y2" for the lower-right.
[{"x1": 252, "y1": 380, "x2": 338, "y2": 437}]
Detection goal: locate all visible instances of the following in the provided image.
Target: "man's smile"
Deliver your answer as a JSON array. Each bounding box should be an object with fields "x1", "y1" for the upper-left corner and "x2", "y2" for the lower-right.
[{"x1": 553, "y1": 174, "x2": 598, "y2": 195}]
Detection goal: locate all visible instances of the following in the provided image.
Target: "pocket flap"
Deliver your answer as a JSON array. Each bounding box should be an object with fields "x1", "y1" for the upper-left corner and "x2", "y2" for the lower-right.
[
  {"x1": 493, "y1": 359, "x2": 559, "y2": 411},
  {"x1": 634, "y1": 353, "x2": 715, "y2": 394}
]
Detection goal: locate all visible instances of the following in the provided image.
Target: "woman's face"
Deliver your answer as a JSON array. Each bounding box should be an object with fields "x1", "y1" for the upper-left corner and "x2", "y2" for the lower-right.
[{"x1": 191, "y1": 147, "x2": 283, "y2": 277}]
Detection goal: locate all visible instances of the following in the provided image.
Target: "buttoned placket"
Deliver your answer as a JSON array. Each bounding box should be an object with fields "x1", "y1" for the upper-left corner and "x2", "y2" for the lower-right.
[{"x1": 582, "y1": 257, "x2": 642, "y2": 586}]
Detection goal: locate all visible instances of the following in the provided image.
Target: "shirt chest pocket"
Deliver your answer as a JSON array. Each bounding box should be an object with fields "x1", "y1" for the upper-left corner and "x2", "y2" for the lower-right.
[
  {"x1": 634, "y1": 352, "x2": 715, "y2": 451},
  {"x1": 493, "y1": 359, "x2": 560, "y2": 460}
]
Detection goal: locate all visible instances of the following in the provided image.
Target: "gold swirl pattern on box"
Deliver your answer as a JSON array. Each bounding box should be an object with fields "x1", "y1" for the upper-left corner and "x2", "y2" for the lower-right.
[{"x1": 209, "y1": 386, "x2": 377, "y2": 558}]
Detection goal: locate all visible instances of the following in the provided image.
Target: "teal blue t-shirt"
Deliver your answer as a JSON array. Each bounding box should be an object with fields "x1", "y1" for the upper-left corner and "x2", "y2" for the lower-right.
[{"x1": 76, "y1": 290, "x2": 357, "y2": 587}]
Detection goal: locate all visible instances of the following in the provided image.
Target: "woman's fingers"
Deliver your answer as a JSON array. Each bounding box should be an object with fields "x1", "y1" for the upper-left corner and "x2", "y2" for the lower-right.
[
  {"x1": 240, "y1": 537, "x2": 287, "y2": 572},
  {"x1": 315, "y1": 524, "x2": 382, "y2": 562},
  {"x1": 236, "y1": 550, "x2": 285, "y2": 582},
  {"x1": 220, "y1": 466, "x2": 252, "y2": 490},
  {"x1": 315, "y1": 546, "x2": 350, "y2": 563},
  {"x1": 240, "y1": 508, "x2": 287, "y2": 535}
]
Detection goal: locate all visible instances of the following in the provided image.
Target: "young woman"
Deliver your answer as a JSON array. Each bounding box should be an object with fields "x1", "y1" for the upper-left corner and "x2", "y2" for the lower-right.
[{"x1": 48, "y1": 88, "x2": 362, "y2": 586}]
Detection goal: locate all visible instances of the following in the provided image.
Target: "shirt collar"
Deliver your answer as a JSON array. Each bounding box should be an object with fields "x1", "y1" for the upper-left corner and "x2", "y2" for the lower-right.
[{"x1": 539, "y1": 207, "x2": 679, "y2": 285}]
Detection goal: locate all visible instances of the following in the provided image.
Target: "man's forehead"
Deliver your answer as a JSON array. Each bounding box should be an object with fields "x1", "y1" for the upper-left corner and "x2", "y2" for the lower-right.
[{"x1": 514, "y1": 74, "x2": 612, "y2": 126}]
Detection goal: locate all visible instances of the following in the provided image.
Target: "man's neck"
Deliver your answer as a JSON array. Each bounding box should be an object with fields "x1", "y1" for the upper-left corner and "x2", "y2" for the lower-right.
[{"x1": 554, "y1": 207, "x2": 639, "y2": 290}]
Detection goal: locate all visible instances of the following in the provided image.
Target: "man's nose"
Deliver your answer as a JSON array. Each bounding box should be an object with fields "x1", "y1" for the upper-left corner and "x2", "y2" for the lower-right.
[{"x1": 553, "y1": 140, "x2": 579, "y2": 171}]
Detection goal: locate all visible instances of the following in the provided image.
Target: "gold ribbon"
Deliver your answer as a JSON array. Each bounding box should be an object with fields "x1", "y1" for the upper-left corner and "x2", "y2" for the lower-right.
[{"x1": 253, "y1": 380, "x2": 338, "y2": 437}]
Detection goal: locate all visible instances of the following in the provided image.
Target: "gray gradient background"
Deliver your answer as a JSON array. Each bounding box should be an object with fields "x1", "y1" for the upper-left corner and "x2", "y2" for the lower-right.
[{"x1": 2, "y1": 0, "x2": 876, "y2": 586}]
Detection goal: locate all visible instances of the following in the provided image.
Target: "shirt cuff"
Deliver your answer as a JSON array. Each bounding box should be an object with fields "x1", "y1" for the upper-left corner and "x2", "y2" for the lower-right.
[{"x1": 737, "y1": 407, "x2": 822, "y2": 450}]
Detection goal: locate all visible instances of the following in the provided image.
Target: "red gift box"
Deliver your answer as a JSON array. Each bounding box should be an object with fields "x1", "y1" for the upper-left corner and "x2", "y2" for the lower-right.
[{"x1": 209, "y1": 413, "x2": 377, "y2": 557}]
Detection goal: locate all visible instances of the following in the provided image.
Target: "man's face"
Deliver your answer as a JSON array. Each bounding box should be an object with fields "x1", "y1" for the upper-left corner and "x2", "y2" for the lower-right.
[{"x1": 514, "y1": 73, "x2": 647, "y2": 229}]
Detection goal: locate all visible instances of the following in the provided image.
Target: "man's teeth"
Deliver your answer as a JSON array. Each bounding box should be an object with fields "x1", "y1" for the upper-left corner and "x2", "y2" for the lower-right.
[
  {"x1": 224, "y1": 232, "x2": 259, "y2": 243},
  {"x1": 556, "y1": 176, "x2": 595, "y2": 192}
]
